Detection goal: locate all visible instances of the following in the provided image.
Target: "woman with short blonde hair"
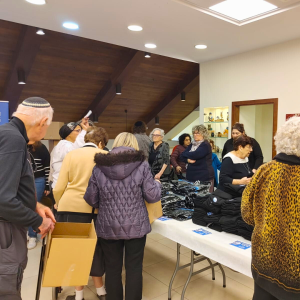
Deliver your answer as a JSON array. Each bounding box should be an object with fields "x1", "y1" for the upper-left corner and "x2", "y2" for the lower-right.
[{"x1": 112, "y1": 132, "x2": 139, "y2": 150}]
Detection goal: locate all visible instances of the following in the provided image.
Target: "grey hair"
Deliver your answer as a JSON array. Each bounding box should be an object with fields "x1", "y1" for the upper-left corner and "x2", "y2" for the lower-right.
[
  {"x1": 13, "y1": 104, "x2": 53, "y2": 126},
  {"x1": 192, "y1": 125, "x2": 209, "y2": 140},
  {"x1": 149, "y1": 128, "x2": 165, "y2": 138},
  {"x1": 275, "y1": 116, "x2": 300, "y2": 156}
]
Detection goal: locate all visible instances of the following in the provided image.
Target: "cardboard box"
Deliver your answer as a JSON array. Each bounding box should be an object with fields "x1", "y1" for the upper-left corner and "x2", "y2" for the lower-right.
[
  {"x1": 43, "y1": 122, "x2": 64, "y2": 140},
  {"x1": 42, "y1": 221, "x2": 97, "y2": 287},
  {"x1": 145, "y1": 201, "x2": 162, "y2": 224}
]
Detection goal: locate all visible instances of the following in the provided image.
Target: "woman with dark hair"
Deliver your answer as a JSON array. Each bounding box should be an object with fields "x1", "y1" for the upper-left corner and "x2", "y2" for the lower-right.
[
  {"x1": 132, "y1": 121, "x2": 151, "y2": 159},
  {"x1": 54, "y1": 127, "x2": 109, "y2": 300},
  {"x1": 218, "y1": 135, "x2": 253, "y2": 195},
  {"x1": 170, "y1": 133, "x2": 191, "y2": 177},
  {"x1": 222, "y1": 123, "x2": 263, "y2": 173}
]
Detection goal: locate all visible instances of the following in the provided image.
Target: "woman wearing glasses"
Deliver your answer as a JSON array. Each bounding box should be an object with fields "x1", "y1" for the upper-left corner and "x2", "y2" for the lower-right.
[
  {"x1": 148, "y1": 128, "x2": 171, "y2": 180},
  {"x1": 180, "y1": 125, "x2": 214, "y2": 192}
]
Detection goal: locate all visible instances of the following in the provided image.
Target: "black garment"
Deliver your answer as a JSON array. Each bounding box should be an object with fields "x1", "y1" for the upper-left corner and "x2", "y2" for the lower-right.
[
  {"x1": 149, "y1": 142, "x2": 171, "y2": 177},
  {"x1": 221, "y1": 197, "x2": 242, "y2": 215},
  {"x1": 28, "y1": 143, "x2": 50, "y2": 191},
  {"x1": 0, "y1": 117, "x2": 42, "y2": 229},
  {"x1": 218, "y1": 153, "x2": 252, "y2": 196},
  {"x1": 0, "y1": 221, "x2": 28, "y2": 300},
  {"x1": 253, "y1": 282, "x2": 279, "y2": 300},
  {"x1": 55, "y1": 212, "x2": 105, "y2": 277},
  {"x1": 99, "y1": 236, "x2": 146, "y2": 300},
  {"x1": 192, "y1": 208, "x2": 208, "y2": 226},
  {"x1": 222, "y1": 138, "x2": 263, "y2": 170},
  {"x1": 180, "y1": 140, "x2": 214, "y2": 182}
]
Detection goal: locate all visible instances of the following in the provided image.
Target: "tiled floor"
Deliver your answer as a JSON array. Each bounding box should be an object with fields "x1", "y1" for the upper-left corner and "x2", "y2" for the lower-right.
[{"x1": 22, "y1": 232, "x2": 254, "y2": 300}]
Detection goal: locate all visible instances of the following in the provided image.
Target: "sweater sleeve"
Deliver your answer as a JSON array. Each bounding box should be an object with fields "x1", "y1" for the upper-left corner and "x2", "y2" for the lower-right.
[
  {"x1": 53, "y1": 152, "x2": 71, "y2": 206},
  {"x1": 214, "y1": 155, "x2": 222, "y2": 170},
  {"x1": 170, "y1": 146, "x2": 180, "y2": 168},
  {"x1": 252, "y1": 139, "x2": 264, "y2": 169},
  {"x1": 72, "y1": 130, "x2": 86, "y2": 149},
  {"x1": 222, "y1": 140, "x2": 229, "y2": 158},
  {"x1": 180, "y1": 145, "x2": 190, "y2": 163},
  {"x1": 162, "y1": 143, "x2": 170, "y2": 165},
  {"x1": 219, "y1": 157, "x2": 234, "y2": 185},
  {"x1": 41, "y1": 144, "x2": 50, "y2": 191},
  {"x1": 142, "y1": 162, "x2": 161, "y2": 203},
  {"x1": 181, "y1": 143, "x2": 210, "y2": 160},
  {"x1": 84, "y1": 168, "x2": 100, "y2": 208}
]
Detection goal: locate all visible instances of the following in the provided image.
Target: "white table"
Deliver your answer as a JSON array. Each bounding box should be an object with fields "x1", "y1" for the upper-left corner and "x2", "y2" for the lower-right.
[{"x1": 151, "y1": 218, "x2": 252, "y2": 299}]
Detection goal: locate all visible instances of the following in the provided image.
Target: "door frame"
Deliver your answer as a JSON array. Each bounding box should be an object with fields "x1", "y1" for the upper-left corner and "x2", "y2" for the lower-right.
[{"x1": 231, "y1": 98, "x2": 278, "y2": 158}]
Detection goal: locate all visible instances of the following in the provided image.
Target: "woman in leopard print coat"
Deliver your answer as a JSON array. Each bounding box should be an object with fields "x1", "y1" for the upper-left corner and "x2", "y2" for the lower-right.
[{"x1": 242, "y1": 116, "x2": 300, "y2": 300}]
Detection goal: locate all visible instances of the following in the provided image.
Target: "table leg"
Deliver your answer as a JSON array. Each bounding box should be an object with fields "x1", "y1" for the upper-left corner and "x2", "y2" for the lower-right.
[
  {"x1": 205, "y1": 258, "x2": 216, "y2": 280},
  {"x1": 168, "y1": 243, "x2": 181, "y2": 300},
  {"x1": 218, "y1": 263, "x2": 227, "y2": 287},
  {"x1": 181, "y1": 250, "x2": 194, "y2": 300}
]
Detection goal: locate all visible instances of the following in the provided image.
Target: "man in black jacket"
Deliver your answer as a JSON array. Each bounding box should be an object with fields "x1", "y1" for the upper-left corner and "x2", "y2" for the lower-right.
[{"x1": 0, "y1": 97, "x2": 56, "y2": 300}]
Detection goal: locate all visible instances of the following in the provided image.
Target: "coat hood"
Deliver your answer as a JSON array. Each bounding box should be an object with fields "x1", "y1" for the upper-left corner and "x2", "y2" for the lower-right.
[{"x1": 94, "y1": 146, "x2": 145, "y2": 180}]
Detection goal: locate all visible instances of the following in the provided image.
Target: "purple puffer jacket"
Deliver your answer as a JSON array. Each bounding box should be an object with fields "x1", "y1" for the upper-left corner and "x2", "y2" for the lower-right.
[{"x1": 84, "y1": 146, "x2": 161, "y2": 240}]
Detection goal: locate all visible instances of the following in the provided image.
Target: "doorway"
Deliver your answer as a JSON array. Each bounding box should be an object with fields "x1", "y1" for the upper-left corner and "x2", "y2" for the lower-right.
[{"x1": 232, "y1": 98, "x2": 278, "y2": 161}]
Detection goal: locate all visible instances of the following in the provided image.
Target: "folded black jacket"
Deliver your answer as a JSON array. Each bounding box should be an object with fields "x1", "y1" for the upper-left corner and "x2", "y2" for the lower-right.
[
  {"x1": 219, "y1": 215, "x2": 242, "y2": 226},
  {"x1": 208, "y1": 223, "x2": 222, "y2": 232},
  {"x1": 193, "y1": 194, "x2": 210, "y2": 208},
  {"x1": 203, "y1": 213, "x2": 222, "y2": 224}
]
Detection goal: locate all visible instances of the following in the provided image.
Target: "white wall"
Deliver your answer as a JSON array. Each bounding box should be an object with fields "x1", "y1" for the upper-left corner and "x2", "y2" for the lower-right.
[
  {"x1": 239, "y1": 106, "x2": 256, "y2": 138},
  {"x1": 200, "y1": 38, "x2": 300, "y2": 136}
]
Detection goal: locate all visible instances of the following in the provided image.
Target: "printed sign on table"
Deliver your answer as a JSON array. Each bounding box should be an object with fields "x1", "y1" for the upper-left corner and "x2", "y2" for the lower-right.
[
  {"x1": 158, "y1": 217, "x2": 171, "y2": 221},
  {"x1": 230, "y1": 241, "x2": 251, "y2": 250},
  {"x1": 0, "y1": 101, "x2": 9, "y2": 125},
  {"x1": 193, "y1": 228, "x2": 212, "y2": 236}
]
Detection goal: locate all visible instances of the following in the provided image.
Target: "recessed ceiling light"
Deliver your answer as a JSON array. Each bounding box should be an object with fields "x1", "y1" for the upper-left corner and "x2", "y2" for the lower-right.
[
  {"x1": 63, "y1": 22, "x2": 79, "y2": 30},
  {"x1": 145, "y1": 44, "x2": 157, "y2": 49},
  {"x1": 209, "y1": 0, "x2": 277, "y2": 21},
  {"x1": 25, "y1": 0, "x2": 46, "y2": 4},
  {"x1": 128, "y1": 25, "x2": 143, "y2": 31},
  {"x1": 36, "y1": 29, "x2": 45, "y2": 35},
  {"x1": 195, "y1": 45, "x2": 207, "y2": 49},
  {"x1": 145, "y1": 52, "x2": 151, "y2": 58}
]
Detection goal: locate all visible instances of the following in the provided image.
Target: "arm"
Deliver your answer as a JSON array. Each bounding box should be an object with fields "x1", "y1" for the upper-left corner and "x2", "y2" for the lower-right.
[
  {"x1": 53, "y1": 152, "x2": 71, "y2": 206},
  {"x1": 0, "y1": 139, "x2": 42, "y2": 229},
  {"x1": 72, "y1": 129, "x2": 86, "y2": 149},
  {"x1": 170, "y1": 147, "x2": 180, "y2": 168},
  {"x1": 252, "y1": 139, "x2": 264, "y2": 170},
  {"x1": 142, "y1": 163, "x2": 161, "y2": 203},
  {"x1": 180, "y1": 145, "x2": 191, "y2": 163},
  {"x1": 84, "y1": 168, "x2": 100, "y2": 208},
  {"x1": 155, "y1": 143, "x2": 170, "y2": 179},
  {"x1": 42, "y1": 145, "x2": 51, "y2": 194},
  {"x1": 215, "y1": 156, "x2": 222, "y2": 171},
  {"x1": 219, "y1": 157, "x2": 235, "y2": 185},
  {"x1": 181, "y1": 143, "x2": 210, "y2": 161}
]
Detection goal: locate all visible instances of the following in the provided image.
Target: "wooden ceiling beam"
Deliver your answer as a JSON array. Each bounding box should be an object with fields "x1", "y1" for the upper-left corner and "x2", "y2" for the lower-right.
[
  {"x1": 145, "y1": 67, "x2": 199, "y2": 129},
  {"x1": 3, "y1": 25, "x2": 42, "y2": 115},
  {"x1": 86, "y1": 49, "x2": 144, "y2": 118}
]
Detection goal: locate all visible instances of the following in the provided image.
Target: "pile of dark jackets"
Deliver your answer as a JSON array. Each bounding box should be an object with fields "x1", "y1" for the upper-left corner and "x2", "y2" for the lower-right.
[{"x1": 192, "y1": 187, "x2": 253, "y2": 241}]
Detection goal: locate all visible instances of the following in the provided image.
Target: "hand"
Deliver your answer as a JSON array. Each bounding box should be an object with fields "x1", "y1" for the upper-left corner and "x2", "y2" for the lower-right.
[
  {"x1": 80, "y1": 117, "x2": 90, "y2": 131},
  {"x1": 240, "y1": 177, "x2": 252, "y2": 185},
  {"x1": 54, "y1": 204, "x2": 58, "y2": 210},
  {"x1": 188, "y1": 159, "x2": 196, "y2": 164},
  {"x1": 252, "y1": 169, "x2": 257, "y2": 174},
  {"x1": 155, "y1": 179, "x2": 161, "y2": 184},
  {"x1": 44, "y1": 190, "x2": 50, "y2": 196},
  {"x1": 36, "y1": 202, "x2": 56, "y2": 224},
  {"x1": 154, "y1": 173, "x2": 162, "y2": 180},
  {"x1": 176, "y1": 166, "x2": 182, "y2": 173},
  {"x1": 38, "y1": 217, "x2": 54, "y2": 239}
]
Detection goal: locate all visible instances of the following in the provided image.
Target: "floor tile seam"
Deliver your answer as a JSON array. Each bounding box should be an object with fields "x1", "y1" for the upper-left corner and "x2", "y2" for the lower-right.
[
  {"x1": 143, "y1": 257, "x2": 173, "y2": 269},
  {"x1": 143, "y1": 269, "x2": 169, "y2": 288}
]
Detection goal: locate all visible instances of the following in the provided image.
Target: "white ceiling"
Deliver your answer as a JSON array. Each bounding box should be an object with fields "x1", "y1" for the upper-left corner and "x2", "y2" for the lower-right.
[{"x1": 1, "y1": 0, "x2": 300, "y2": 63}]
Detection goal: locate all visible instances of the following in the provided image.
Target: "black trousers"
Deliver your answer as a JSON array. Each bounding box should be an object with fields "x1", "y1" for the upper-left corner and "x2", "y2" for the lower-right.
[
  {"x1": 0, "y1": 222, "x2": 27, "y2": 300},
  {"x1": 253, "y1": 282, "x2": 279, "y2": 300},
  {"x1": 99, "y1": 236, "x2": 147, "y2": 300}
]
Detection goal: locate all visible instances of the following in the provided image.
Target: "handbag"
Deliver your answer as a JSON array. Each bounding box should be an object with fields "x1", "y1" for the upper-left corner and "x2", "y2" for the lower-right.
[{"x1": 145, "y1": 200, "x2": 163, "y2": 224}]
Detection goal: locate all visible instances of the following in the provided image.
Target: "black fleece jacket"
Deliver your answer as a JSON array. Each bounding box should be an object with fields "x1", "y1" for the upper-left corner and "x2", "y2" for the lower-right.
[{"x1": 0, "y1": 117, "x2": 43, "y2": 229}]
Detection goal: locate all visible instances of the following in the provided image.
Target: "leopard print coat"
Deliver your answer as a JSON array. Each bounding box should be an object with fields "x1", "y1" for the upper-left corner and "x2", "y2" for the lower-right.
[{"x1": 242, "y1": 153, "x2": 300, "y2": 299}]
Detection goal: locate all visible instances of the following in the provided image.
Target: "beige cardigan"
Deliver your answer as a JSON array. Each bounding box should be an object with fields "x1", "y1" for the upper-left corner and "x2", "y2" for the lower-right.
[{"x1": 53, "y1": 145, "x2": 107, "y2": 213}]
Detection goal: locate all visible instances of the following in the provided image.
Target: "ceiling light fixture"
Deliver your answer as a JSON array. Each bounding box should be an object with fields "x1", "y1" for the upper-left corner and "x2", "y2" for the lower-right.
[
  {"x1": 195, "y1": 45, "x2": 207, "y2": 49},
  {"x1": 25, "y1": 0, "x2": 46, "y2": 4},
  {"x1": 63, "y1": 22, "x2": 79, "y2": 30},
  {"x1": 155, "y1": 116, "x2": 160, "y2": 125},
  {"x1": 18, "y1": 69, "x2": 26, "y2": 85},
  {"x1": 128, "y1": 25, "x2": 143, "y2": 31},
  {"x1": 116, "y1": 83, "x2": 122, "y2": 95},
  {"x1": 145, "y1": 43, "x2": 157, "y2": 49},
  {"x1": 145, "y1": 52, "x2": 151, "y2": 58},
  {"x1": 36, "y1": 29, "x2": 45, "y2": 35},
  {"x1": 181, "y1": 92, "x2": 186, "y2": 102},
  {"x1": 209, "y1": 0, "x2": 277, "y2": 21}
]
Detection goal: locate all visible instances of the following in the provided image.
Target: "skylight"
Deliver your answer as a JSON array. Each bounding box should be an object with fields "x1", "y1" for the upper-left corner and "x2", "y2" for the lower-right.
[{"x1": 209, "y1": 0, "x2": 277, "y2": 21}]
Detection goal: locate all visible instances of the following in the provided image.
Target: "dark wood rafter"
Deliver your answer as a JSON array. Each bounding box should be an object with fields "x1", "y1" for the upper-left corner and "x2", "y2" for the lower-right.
[
  {"x1": 85, "y1": 49, "x2": 145, "y2": 118},
  {"x1": 3, "y1": 25, "x2": 42, "y2": 115},
  {"x1": 145, "y1": 67, "x2": 199, "y2": 129}
]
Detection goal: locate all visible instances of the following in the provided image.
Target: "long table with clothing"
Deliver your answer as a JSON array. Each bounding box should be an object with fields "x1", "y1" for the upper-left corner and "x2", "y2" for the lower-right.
[{"x1": 151, "y1": 218, "x2": 252, "y2": 299}]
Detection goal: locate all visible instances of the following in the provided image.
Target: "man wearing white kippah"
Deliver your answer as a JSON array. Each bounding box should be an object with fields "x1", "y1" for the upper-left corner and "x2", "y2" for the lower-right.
[{"x1": 0, "y1": 97, "x2": 56, "y2": 300}]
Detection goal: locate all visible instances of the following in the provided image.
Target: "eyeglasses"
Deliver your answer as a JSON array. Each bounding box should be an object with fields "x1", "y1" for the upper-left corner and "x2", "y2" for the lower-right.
[
  {"x1": 193, "y1": 132, "x2": 201, "y2": 135},
  {"x1": 152, "y1": 134, "x2": 162, "y2": 137}
]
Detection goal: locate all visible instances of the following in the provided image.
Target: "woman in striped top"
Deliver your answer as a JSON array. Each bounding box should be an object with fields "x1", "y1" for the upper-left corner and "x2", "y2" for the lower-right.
[{"x1": 27, "y1": 141, "x2": 50, "y2": 249}]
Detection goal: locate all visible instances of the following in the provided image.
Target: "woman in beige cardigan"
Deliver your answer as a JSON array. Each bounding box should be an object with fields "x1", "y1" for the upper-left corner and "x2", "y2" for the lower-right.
[{"x1": 53, "y1": 126, "x2": 108, "y2": 300}]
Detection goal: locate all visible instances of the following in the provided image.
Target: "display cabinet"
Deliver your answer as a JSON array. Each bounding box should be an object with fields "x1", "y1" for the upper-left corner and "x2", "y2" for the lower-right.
[{"x1": 203, "y1": 106, "x2": 229, "y2": 160}]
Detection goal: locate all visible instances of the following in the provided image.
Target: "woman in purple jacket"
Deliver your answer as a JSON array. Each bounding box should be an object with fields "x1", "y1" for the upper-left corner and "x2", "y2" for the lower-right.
[{"x1": 84, "y1": 132, "x2": 161, "y2": 300}]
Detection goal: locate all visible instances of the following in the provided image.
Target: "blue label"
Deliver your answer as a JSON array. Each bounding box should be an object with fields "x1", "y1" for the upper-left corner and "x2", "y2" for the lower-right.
[
  {"x1": 230, "y1": 241, "x2": 251, "y2": 250},
  {"x1": 158, "y1": 217, "x2": 171, "y2": 221},
  {"x1": 0, "y1": 102, "x2": 9, "y2": 125},
  {"x1": 193, "y1": 228, "x2": 212, "y2": 236}
]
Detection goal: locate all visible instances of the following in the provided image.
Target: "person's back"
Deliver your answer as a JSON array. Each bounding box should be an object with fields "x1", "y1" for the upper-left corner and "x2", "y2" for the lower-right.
[{"x1": 134, "y1": 133, "x2": 151, "y2": 159}]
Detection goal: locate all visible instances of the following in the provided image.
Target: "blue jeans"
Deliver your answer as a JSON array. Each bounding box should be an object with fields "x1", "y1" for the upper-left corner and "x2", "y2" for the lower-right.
[{"x1": 28, "y1": 177, "x2": 46, "y2": 238}]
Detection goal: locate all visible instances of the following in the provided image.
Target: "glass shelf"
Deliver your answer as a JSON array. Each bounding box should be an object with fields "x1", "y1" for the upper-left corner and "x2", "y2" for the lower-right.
[{"x1": 204, "y1": 122, "x2": 229, "y2": 124}]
